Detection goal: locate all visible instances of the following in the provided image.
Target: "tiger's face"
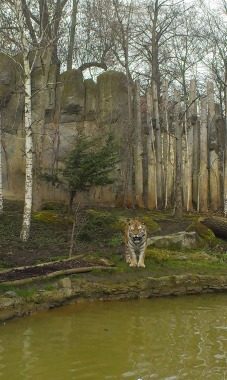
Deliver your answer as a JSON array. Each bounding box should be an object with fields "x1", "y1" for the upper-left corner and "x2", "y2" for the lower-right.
[{"x1": 126, "y1": 219, "x2": 146, "y2": 244}]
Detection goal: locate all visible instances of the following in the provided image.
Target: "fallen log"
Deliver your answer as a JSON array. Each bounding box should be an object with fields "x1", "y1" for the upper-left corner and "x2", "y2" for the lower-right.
[
  {"x1": 201, "y1": 217, "x2": 227, "y2": 240},
  {"x1": 1, "y1": 266, "x2": 115, "y2": 286}
]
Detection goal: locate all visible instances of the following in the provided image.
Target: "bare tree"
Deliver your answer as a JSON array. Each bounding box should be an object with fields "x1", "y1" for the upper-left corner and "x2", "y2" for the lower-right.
[
  {"x1": 138, "y1": 0, "x2": 185, "y2": 208},
  {"x1": 67, "y1": 0, "x2": 79, "y2": 70},
  {"x1": 111, "y1": 0, "x2": 135, "y2": 207}
]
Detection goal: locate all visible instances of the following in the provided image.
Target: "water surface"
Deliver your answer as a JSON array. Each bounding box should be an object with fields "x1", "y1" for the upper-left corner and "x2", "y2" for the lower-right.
[{"x1": 1, "y1": 294, "x2": 227, "y2": 379}]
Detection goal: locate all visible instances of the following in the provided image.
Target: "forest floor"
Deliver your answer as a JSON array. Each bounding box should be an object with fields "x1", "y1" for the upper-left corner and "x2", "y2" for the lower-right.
[{"x1": 1, "y1": 200, "x2": 227, "y2": 284}]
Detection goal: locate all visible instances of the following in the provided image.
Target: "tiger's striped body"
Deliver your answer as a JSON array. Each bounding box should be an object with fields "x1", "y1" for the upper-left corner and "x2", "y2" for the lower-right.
[{"x1": 124, "y1": 219, "x2": 147, "y2": 268}]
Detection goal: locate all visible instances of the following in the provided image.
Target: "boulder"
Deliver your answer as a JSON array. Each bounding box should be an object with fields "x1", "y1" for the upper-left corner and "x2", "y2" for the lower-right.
[
  {"x1": 147, "y1": 231, "x2": 201, "y2": 250},
  {"x1": 186, "y1": 220, "x2": 216, "y2": 243}
]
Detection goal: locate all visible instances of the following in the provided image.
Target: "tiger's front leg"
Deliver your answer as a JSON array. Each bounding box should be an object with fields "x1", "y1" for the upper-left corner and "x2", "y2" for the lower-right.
[
  {"x1": 138, "y1": 248, "x2": 146, "y2": 268},
  {"x1": 125, "y1": 245, "x2": 137, "y2": 267}
]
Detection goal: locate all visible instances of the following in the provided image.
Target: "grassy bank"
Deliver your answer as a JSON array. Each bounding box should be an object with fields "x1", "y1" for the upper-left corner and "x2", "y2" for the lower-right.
[
  {"x1": 1, "y1": 201, "x2": 227, "y2": 321},
  {"x1": 0, "y1": 200, "x2": 227, "y2": 276}
]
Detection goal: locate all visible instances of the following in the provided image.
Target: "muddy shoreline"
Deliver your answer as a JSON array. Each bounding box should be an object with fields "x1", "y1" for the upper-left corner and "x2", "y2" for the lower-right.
[{"x1": 1, "y1": 272, "x2": 227, "y2": 322}]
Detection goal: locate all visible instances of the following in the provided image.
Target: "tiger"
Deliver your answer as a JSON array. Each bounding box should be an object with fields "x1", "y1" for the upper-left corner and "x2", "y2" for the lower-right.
[{"x1": 124, "y1": 219, "x2": 147, "y2": 268}]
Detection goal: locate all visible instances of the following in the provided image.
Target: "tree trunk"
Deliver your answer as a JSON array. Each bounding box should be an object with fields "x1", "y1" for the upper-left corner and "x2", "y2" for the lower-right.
[
  {"x1": 189, "y1": 80, "x2": 199, "y2": 209},
  {"x1": 207, "y1": 81, "x2": 221, "y2": 210},
  {"x1": 174, "y1": 91, "x2": 183, "y2": 218},
  {"x1": 202, "y1": 216, "x2": 227, "y2": 239},
  {"x1": 152, "y1": 81, "x2": 163, "y2": 208},
  {"x1": 146, "y1": 88, "x2": 157, "y2": 209},
  {"x1": 67, "y1": 0, "x2": 79, "y2": 70},
  {"x1": 16, "y1": 0, "x2": 33, "y2": 241},
  {"x1": 169, "y1": 134, "x2": 176, "y2": 207},
  {"x1": 223, "y1": 60, "x2": 227, "y2": 216},
  {"x1": 162, "y1": 79, "x2": 170, "y2": 208},
  {"x1": 199, "y1": 96, "x2": 208, "y2": 212},
  {"x1": 134, "y1": 80, "x2": 144, "y2": 207},
  {"x1": 0, "y1": 111, "x2": 3, "y2": 214},
  {"x1": 151, "y1": 3, "x2": 162, "y2": 208},
  {"x1": 183, "y1": 109, "x2": 193, "y2": 211},
  {"x1": 69, "y1": 191, "x2": 76, "y2": 212},
  {"x1": 20, "y1": 51, "x2": 33, "y2": 241}
]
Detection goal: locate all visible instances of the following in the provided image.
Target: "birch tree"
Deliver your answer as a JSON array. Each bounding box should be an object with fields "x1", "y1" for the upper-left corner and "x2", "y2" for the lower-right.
[
  {"x1": 15, "y1": 0, "x2": 33, "y2": 241},
  {"x1": 1, "y1": 0, "x2": 69, "y2": 238}
]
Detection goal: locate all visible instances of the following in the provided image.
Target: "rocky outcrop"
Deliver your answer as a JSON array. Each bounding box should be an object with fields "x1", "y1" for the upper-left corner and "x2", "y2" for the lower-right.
[
  {"x1": 147, "y1": 231, "x2": 202, "y2": 249},
  {"x1": 97, "y1": 70, "x2": 129, "y2": 126},
  {"x1": 0, "y1": 54, "x2": 130, "y2": 205},
  {"x1": 60, "y1": 69, "x2": 85, "y2": 122}
]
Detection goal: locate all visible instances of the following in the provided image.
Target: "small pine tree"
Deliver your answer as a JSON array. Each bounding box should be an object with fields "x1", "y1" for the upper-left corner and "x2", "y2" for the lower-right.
[{"x1": 45, "y1": 134, "x2": 119, "y2": 210}]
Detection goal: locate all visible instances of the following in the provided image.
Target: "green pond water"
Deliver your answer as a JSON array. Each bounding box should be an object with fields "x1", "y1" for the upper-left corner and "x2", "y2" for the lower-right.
[{"x1": 1, "y1": 294, "x2": 227, "y2": 379}]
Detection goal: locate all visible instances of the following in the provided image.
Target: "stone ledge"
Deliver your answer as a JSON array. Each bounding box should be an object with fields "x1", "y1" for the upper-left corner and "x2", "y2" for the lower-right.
[{"x1": 1, "y1": 274, "x2": 227, "y2": 323}]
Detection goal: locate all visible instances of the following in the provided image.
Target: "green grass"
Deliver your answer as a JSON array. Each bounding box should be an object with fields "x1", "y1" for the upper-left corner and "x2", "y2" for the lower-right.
[
  {"x1": 1, "y1": 200, "x2": 227, "y2": 278},
  {"x1": 0, "y1": 284, "x2": 37, "y2": 298}
]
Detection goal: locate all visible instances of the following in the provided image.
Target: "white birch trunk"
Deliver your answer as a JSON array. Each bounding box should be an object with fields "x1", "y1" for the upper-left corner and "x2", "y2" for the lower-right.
[
  {"x1": 134, "y1": 80, "x2": 144, "y2": 207},
  {"x1": 0, "y1": 111, "x2": 3, "y2": 214},
  {"x1": 199, "y1": 96, "x2": 208, "y2": 212},
  {"x1": 20, "y1": 52, "x2": 33, "y2": 241},
  {"x1": 16, "y1": 0, "x2": 33, "y2": 241}
]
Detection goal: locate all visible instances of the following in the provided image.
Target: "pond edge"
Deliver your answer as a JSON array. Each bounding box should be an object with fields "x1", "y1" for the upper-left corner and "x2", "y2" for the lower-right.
[{"x1": 1, "y1": 273, "x2": 227, "y2": 322}]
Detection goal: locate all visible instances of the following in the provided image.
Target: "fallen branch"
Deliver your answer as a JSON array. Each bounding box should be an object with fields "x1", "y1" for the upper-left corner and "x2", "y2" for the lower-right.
[
  {"x1": 0, "y1": 255, "x2": 87, "y2": 274},
  {"x1": 1, "y1": 266, "x2": 115, "y2": 286}
]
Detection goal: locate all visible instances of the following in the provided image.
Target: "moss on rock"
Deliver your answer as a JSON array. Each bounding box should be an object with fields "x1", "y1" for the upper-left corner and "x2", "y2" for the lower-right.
[{"x1": 186, "y1": 220, "x2": 216, "y2": 245}]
